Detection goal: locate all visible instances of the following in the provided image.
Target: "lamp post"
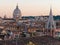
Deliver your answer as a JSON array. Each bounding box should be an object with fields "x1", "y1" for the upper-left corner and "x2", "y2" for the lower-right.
[
  {"x1": 15, "y1": 34, "x2": 19, "y2": 45},
  {"x1": 4, "y1": 36, "x2": 7, "y2": 45},
  {"x1": 16, "y1": 39, "x2": 17, "y2": 45}
]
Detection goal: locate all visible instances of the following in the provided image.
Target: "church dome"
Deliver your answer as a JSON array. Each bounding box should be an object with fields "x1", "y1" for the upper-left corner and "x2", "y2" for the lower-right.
[{"x1": 13, "y1": 5, "x2": 21, "y2": 19}]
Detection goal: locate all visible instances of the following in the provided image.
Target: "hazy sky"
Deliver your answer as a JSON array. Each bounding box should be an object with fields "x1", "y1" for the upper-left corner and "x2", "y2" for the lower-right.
[{"x1": 0, "y1": 0, "x2": 60, "y2": 17}]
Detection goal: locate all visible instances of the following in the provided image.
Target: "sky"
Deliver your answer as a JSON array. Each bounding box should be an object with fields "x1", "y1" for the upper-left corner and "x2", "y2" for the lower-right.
[{"x1": 0, "y1": 0, "x2": 60, "y2": 17}]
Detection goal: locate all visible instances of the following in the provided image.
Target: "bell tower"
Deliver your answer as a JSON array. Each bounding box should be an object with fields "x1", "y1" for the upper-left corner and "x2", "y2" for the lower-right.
[{"x1": 46, "y1": 7, "x2": 56, "y2": 37}]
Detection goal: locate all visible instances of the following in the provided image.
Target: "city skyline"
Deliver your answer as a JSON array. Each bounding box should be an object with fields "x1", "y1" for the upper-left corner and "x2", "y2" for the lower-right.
[{"x1": 0, "y1": 0, "x2": 60, "y2": 17}]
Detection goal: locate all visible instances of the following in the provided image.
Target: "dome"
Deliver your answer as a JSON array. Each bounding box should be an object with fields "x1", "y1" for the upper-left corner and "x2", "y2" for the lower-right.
[{"x1": 13, "y1": 5, "x2": 21, "y2": 19}]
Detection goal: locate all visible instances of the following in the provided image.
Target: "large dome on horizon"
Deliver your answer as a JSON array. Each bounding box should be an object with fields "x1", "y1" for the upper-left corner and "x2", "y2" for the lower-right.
[{"x1": 13, "y1": 5, "x2": 21, "y2": 20}]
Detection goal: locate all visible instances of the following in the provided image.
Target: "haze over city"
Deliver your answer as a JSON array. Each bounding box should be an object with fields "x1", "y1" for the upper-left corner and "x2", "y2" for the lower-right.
[
  {"x1": 0, "y1": 0, "x2": 60, "y2": 45},
  {"x1": 0, "y1": 0, "x2": 60, "y2": 17}
]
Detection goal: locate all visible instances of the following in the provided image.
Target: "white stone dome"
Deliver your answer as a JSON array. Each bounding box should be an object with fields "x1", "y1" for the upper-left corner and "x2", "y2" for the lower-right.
[{"x1": 13, "y1": 5, "x2": 21, "y2": 19}]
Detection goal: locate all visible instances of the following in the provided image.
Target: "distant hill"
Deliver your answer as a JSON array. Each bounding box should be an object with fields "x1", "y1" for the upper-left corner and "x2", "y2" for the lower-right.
[{"x1": 22, "y1": 15, "x2": 60, "y2": 20}]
